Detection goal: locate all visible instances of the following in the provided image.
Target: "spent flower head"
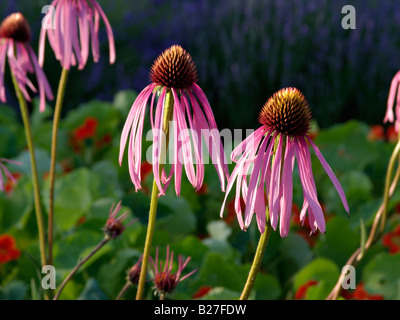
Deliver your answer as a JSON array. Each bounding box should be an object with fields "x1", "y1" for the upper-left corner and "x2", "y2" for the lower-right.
[
  {"x1": 119, "y1": 45, "x2": 228, "y2": 196},
  {"x1": 149, "y1": 245, "x2": 197, "y2": 297},
  {"x1": 127, "y1": 256, "x2": 143, "y2": 285},
  {"x1": 104, "y1": 201, "x2": 136, "y2": 239},
  {"x1": 39, "y1": 0, "x2": 116, "y2": 70},
  {"x1": 0, "y1": 13, "x2": 53, "y2": 112},
  {"x1": 221, "y1": 88, "x2": 349, "y2": 237}
]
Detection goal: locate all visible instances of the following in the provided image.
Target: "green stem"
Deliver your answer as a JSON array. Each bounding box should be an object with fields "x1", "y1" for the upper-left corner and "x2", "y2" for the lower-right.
[
  {"x1": 239, "y1": 217, "x2": 272, "y2": 300},
  {"x1": 53, "y1": 236, "x2": 109, "y2": 300},
  {"x1": 48, "y1": 67, "x2": 69, "y2": 268},
  {"x1": 380, "y1": 139, "x2": 400, "y2": 234},
  {"x1": 135, "y1": 89, "x2": 174, "y2": 300},
  {"x1": 11, "y1": 73, "x2": 47, "y2": 269}
]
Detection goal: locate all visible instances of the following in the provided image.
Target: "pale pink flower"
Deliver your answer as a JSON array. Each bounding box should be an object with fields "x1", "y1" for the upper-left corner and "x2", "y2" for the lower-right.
[
  {"x1": 0, "y1": 157, "x2": 22, "y2": 192},
  {"x1": 220, "y1": 88, "x2": 349, "y2": 237},
  {"x1": 39, "y1": 0, "x2": 116, "y2": 70},
  {"x1": 119, "y1": 45, "x2": 228, "y2": 196},
  {"x1": 149, "y1": 245, "x2": 197, "y2": 297},
  {"x1": 384, "y1": 70, "x2": 400, "y2": 133},
  {"x1": 0, "y1": 13, "x2": 53, "y2": 112}
]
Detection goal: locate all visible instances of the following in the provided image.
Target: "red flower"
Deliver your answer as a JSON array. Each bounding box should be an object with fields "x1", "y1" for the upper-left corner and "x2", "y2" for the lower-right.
[
  {"x1": 74, "y1": 117, "x2": 98, "y2": 140},
  {"x1": 368, "y1": 125, "x2": 385, "y2": 141},
  {"x1": 382, "y1": 225, "x2": 400, "y2": 254},
  {"x1": 225, "y1": 198, "x2": 244, "y2": 225},
  {"x1": 0, "y1": 234, "x2": 20, "y2": 263},
  {"x1": 387, "y1": 125, "x2": 398, "y2": 143},
  {"x1": 343, "y1": 282, "x2": 384, "y2": 300},
  {"x1": 196, "y1": 183, "x2": 208, "y2": 195},
  {"x1": 192, "y1": 286, "x2": 212, "y2": 299},
  {"x1": 140, "y1": 161, "x2": 153, "y2": 182},
  {"x1": 295, "y1": 280, "x2": 318, "y2": 300}
]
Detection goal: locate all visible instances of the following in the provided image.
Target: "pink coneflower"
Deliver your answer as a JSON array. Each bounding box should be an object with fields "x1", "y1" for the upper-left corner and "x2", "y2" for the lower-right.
[
  {"x1": 103, "y1": 201, "x2": 136, "y2": 239},
  {"x1": 39, "y1": 0, "x2": 116, "y2": 70},
  {"x1": 119, "y1": 45, "x2": 228, "y2": 196},
  {"x1": 0, "y1": 13, "x2": 53, "y2": 112},
  {"x1": 149, "y1": 246, "x2": 197, "y2": 297},
  {"x1": 0, "y1": 157, "x2": 22, "y2": 193},
  {"x1": 384, "y1": 71, "x2": 400, "y2": 133},
  {"x1": 220, "y1": 88, "x2": 349, "y2": 237}
]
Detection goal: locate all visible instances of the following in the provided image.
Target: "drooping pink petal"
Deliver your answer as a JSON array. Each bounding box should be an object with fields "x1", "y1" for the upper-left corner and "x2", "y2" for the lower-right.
[
  {"x1": 119, "y1": 84, "x2": 155, "y2": 165},
  {"x1": 279, "y1": 137, "x2": 295, "y2": 237},
  {"x1": 220, "y1": 128, "x2": 265, "y2": 228},
  {"x1": 305, "y1": 135, "x2": 349, "y2": 213},
  {"x1": 294, "y1": 138, "x2": 326, "y2": 234},
  {"x1": 244, "y1": 132, "x2": 270, "y2": 228},
  {"x1": 384, "y1": 70, "x2": 400, "y2": 124},
  {"x1": 269, "y1": 134, "x2": 283, "y2": 230},
  {"x1": 191, "y1": 84, "x2": 229, "y2": 189},
  {"x1": 28, "y1": 47, "x2": 54, "y2": 112},
  {"x1": 172, "y1": 89, "x2": 196, "y2": 188},
  {"x1": 0, "y1": 39, "x2": 8, "y2": 102},
  {"x1": 88, "y1": 0, "x2": 116, "y2": 64},
  {"x1": 183, "y1": 90, "x2": 204, "y2": 190}
]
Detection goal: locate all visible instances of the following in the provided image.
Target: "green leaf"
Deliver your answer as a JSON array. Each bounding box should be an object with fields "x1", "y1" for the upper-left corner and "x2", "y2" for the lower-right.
[
  {"x1": 293, "y1": 258, "x2": 340, "y2": 300},
  {"x1": 97, "y1": 248, "x2": 142, "y2": 298},
  {"x1": 77, "y1": 278, "x2": 109, "y2": 300},
  {"x1": 278, "y1": 233, "x2": 314, "y2": 279},
  {"x1": 192, "y1": 252, "x2": 245, "y2": 292},
  {"x1": 314, "y1": 216, "x2": 360, "y2": 267},
  {"x1": 44, "y1": 168, "x2": 93, "y2": 230},
  {"x1": 252, "y1": 272, "x2": 282, "y2": 300},
  {"x1": 313, "y1": 120, "x2": 378, "y2": 172},
  {"x1": 54, "y1": 230, "x2": 106, "y2": 273},
  {"x1": 156, "y1": 195, "x2": 197, "y2": 237},
  {"x1": 200, "y1": 287, "x2": 241, "y2": 300},
  {"x1": 363, "y1": 252, "x2": 400, "y2": 300},
  {"x1": 0, "y1": 281, "x2": 28, "y2": 300}
]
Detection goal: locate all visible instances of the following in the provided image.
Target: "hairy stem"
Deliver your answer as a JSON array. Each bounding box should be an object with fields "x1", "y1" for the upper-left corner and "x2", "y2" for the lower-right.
[
  {"x1": 135, "y1": 89, "x2": 174, "y2": 300},
  {"x1": 11, "y1": 73, "x2": 47, "y2": 269},
  {"x1": 240, "y1": 216, "x2": 272, "y2": 300},
  {"x1": 48, "y1": 67, "x2": 69, "y2": 268}
]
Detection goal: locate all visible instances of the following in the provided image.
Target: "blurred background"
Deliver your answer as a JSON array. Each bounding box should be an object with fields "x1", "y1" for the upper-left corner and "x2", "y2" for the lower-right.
[{"x1": 1, "y1": 0, "x2": 400, "y2": 130}]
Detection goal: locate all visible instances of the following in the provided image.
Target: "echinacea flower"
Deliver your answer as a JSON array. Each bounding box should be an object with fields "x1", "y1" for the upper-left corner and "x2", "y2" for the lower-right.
[
  {"x1": 0, "y1": 234, "x2": 20, "y2": 264},
  {"x1": 103, "y1": 201, "x2": 136, "y2": 239},
  {"x1": 384, "y1": 71, "x2": 400, "y2": 133},
  {"x1": 0, "y1": 13, "x2": 53, "y2": 112},
  {"x1": 119, "y1": 45, "x2": 228, "y2": 196},
  {"x1": 220, "y1": 87, "x2": 349, "y2": 237},
  {"x1": 39, "y1": 0, "x2": 116, "y2": 70},
  {"x1": 149, "y1": 246, "x2": 197, "y2": 297},
  {"x1": 0, "y1": 157, "x2": 22, "y2": 193}
]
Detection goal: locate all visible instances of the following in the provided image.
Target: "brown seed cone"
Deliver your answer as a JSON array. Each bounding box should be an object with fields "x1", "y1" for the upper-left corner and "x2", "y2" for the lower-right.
[
  {"x1": 150, "y1": 45, "x2": 198, "y2": 89},
  {"x1": 259, "y1": 87, "x2": 312, "y2": 136},
  {"x1": 0, "y1": 13, "x2": 31, "y2": 43}
]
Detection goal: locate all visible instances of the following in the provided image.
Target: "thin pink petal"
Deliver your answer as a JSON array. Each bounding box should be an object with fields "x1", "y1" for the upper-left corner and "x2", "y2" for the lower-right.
[{"x1": 305, "y1": 135, "x2": 349, "y2": 213}]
